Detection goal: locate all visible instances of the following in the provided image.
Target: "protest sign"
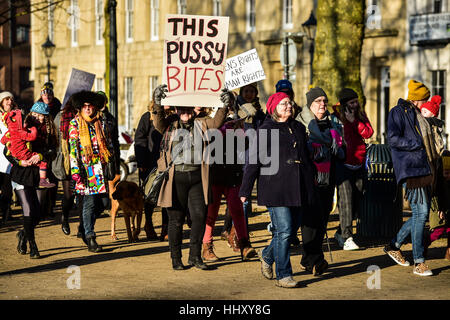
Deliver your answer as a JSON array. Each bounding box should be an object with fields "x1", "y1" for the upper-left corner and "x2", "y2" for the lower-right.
[
  {"x1": 61, "y1": 68, "x2": 96, "y2": 109},
  {"x1": 161, "y1": 14, "x2": 229, "y2": 108},
  {"x1": 224, "y1": 49, "x2": 266, "y2": 90}
]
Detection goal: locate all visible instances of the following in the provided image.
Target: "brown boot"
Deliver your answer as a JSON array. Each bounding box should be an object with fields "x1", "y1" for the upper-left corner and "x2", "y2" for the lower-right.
[
  {"x1": 238, "y1": 237, "x2": 257, "y2": 261},
  {"x1": 227, "y1": 226, "x2": 240, "y2": 252},
  {"x1": 202, "y1": 242, "x2": 219, "y2": 262},
  {"x1": 159, "y1": 223, "x2": 168, "y2": 242}
]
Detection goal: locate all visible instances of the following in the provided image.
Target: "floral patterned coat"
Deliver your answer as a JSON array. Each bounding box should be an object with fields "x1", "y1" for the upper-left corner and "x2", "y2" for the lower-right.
[{"x1": 68, "y1": 114, "x2": 111, "y2": 195}]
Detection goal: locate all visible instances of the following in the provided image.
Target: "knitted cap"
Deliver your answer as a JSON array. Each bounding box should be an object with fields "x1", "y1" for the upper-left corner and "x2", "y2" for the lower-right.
[
  {"x1": 407, "y1": 80, "x2": 430, "y2": 101},
  {"x1": 420, "y1": 95, "x2": 442, "y2": 117},
  {"x1": 306, "y1": 87, "x2": 328, "y2": 107},
  {"x1": 266, "y1": 92, "x2": 289, "y2": 115},
  {"x1": 30, "y1": 101, "x2": 49, "y2": 115},
  {"x1": 0, "y1": 91, "x2": 14, "y2": 103},
  {"x1": 338, "y1": 88, "x2": 358, "y2": 105},
  {"x1": 276, "y1": 79, "x2": 292, "y2": 92},
  {"x1": 41, "y1": 82, "x2": 54, "y2": 95}
]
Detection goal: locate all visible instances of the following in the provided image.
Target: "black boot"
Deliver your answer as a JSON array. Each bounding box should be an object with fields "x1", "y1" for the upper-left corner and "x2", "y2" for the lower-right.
[
  {"x1": 29, "y1": 240, "x2": 40, "y2": 259},
  {"x1": 187, "y1": 256, "x2": 209, "y2": 270},
  {"x1": 87, "y1": 237, "x2": 102, "y2": 253},
  {"x1": 16, "y1": 229, "x2": 27, "y2": 255},
  {"x1": 61, "y1": 214, "x2": 70, "y2": 235},
  {"x1": 172, "y1": 257, "x2": 185, "y2": 270}
]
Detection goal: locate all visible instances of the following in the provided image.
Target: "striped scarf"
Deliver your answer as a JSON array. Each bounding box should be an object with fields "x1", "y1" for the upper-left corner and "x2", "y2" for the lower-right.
[{"x1": 78, "y1": 111, "x2": 111, "y2": 164}]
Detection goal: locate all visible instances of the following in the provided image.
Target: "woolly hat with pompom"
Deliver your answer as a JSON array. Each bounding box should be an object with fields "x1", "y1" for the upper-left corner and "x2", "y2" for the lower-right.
[{"x1": 420, "y1": 95, "x2": 442, "y2": 117}]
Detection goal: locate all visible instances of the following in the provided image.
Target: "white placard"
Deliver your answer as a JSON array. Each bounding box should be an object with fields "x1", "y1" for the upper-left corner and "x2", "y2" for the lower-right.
[{"x1": 224, "y1": 49, "x2": 266, "y2": 90}]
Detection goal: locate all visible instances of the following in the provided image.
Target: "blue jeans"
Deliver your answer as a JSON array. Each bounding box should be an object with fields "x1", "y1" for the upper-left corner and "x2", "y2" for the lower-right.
[
  {"x1": 261, "y1": 206, "x2": 302, "y2": 279},
  {"x1": 392, "y1": 191, "x2": 430, "y2": 264},
  {"x1": 82, "y1": 194, "x2": 104, "y2": 238}
]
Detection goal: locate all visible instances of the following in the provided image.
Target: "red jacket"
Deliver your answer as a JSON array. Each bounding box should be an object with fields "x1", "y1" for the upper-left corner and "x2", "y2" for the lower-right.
[
  {"x1": 342, "y1": 117, "x2": 374, "y2": 165},
  {"x1": 0, "y1": 110, "x2": 39, "y2": 161}
]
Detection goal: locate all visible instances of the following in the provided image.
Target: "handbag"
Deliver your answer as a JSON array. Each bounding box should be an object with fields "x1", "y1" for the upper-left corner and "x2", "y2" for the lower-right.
[
  {"x1": 51, "y1": 151, "x2": 67, "y2": 180},
  {"x1": 142, "y1": 165, "x2": 170, "y2": 206},
  {"x1": 142, "y1": 125, "x2": 191, "y2": 205}
]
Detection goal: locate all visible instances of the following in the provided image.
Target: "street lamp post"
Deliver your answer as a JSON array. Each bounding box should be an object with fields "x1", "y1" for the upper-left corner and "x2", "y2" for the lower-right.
[
  {"x1": 41, "y1": 36, "x2": 55, "y2": 82},
  {"x1": 108, "y1": 0, "x2": 118, "y2": 119},
  {"x1": 302, "y1": 11, "x2": 317, "y2": 85}
]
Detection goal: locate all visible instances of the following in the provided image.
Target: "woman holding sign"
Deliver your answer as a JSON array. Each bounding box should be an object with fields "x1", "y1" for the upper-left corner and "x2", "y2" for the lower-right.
[{"x1": 152, "y1": 84, "x2": 234, "y2": 270}]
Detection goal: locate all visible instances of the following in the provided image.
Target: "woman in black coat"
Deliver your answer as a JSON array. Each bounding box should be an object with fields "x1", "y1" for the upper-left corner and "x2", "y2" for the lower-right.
[
  {"x1": 134, "y1": 100, "x2": 173, "y2": 241},
  {"x1": 239, "y1": 92, "x2": 316, "y2": 288},
  {"x1": 4, "y1": 112, "x2": 57, "y2": 259}
]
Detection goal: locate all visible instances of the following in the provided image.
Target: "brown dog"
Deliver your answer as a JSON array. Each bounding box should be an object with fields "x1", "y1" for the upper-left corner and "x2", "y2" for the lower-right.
[{"x1": 111, "y1": 181, "x2": 145, "y2": 243}]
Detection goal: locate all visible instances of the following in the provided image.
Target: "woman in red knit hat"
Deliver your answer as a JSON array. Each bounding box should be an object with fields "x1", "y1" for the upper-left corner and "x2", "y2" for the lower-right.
[{"x1": 239, "y1": 91, "x2": 316, "y2": 288}]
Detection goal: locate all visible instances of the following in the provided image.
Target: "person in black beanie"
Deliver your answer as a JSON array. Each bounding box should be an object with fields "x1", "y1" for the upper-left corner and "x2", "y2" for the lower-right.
[{"x1": 296, "y1": 87, "x2": 345, "y2": 274}]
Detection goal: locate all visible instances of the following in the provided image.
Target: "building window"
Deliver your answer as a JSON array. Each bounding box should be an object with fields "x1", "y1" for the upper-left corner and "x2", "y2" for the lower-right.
[
  {"x1": 16, "y1": 25, "x2": 30, "y2": 44},
  {"x1": 433, "y1": 0, "x2": 442, "y2": 13},
  {"x1": 431, "y1": 70, "x2": 446, "y2": 121},
  {"x1": 366, "y1": 0, "x2": 382, "y2": 30},
  {"x1": 178, "y1": 0, "x2": 187, "y2": 14},
  {"x1": 246, "y1": 0, "x2": 256, "y2": 33},
  {"x1": 95, "y1": 0, "x2": 104, "y2": 45},
  {"x1": 48, "y1": 0, "x2": 54, "y2": 42},
  {"x1": 95, "y1": 78, "x2": 104, "y2": 92},
  {"x1": 125, "y1": 77, "x2": 133, "y2": 131},
  {"x1": 213, "y1": 0, "x2": 222, "y2": 16},
  {"x1": 126, "y1": 0, "x2": 134, "y2": 42},
  {"x1": 151, "y1": 0, "x2": 159, "y2": 41},
  {"x1": 149, "y1": 76, "x2": 159, "y2": 101},
  {"x1": 282, "y1": 0, "x2": 293, "y2": 30},
  {"x1": 69, "y1": 0, "x2": 79, "y2": 47}
]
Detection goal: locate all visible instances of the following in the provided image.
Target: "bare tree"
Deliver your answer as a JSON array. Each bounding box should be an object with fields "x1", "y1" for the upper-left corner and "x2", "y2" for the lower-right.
[{"x1": 0, "y1": 0, "x2": 69, "y2": 26}]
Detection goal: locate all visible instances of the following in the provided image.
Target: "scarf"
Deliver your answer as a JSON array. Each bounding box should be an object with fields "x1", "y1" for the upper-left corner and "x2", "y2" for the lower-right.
[
  {"x1": 78, "y1": 112, "x2": 111, "y2": 164},
  {"x1": 404, "y1": 107, "x2": 439, "y2": 203},
  {"x1": 309, "y1": 116, "x2": 343, "y2": 185}
]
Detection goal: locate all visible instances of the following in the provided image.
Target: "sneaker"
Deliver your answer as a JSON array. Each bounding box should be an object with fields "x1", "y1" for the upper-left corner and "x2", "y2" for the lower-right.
[
  {"x1": 334, "y1": 232, "x2": 345, "y2": 248},
  {"x1": 275, "y1": 276, "x2": 298, "y2": 288},
  {"x1": 258, "y1": 249, "x2": 273, "y2": 280},
  {"x1": 39, "y1": 178, "x2": 56, "y2": 188},
  {"x1": 413, "y1": 263, "x2": 433, "y2": 276},
  {"x1": 383, "y1": 245, "x2": 410, "y2": 266},
  {"x1": 343, "y1": 237, "x2": 360, "y2": 251}
]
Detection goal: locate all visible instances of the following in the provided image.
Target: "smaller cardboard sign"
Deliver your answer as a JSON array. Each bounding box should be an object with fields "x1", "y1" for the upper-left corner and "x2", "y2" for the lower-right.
[
  {"x1": 61, "y1": 68, "x2": 96, "y2": 109},
  {"x1": 224, "y1": 49, "x2": 266, "y2": 90}
]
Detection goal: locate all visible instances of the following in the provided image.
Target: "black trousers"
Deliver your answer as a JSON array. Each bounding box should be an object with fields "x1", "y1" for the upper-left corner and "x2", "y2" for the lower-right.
[
  {"x1": 300, "y1": 184, "x2": 335, "y2": 268},
  {"x1": 166, "y1": 170, "x2": 206, "y2": 259}
]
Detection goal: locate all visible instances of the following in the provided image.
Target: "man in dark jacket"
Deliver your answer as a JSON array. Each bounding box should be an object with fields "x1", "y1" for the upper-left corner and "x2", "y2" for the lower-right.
[{"x1": 385, "y1": 79, "x2": 434, "y2": 276}]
